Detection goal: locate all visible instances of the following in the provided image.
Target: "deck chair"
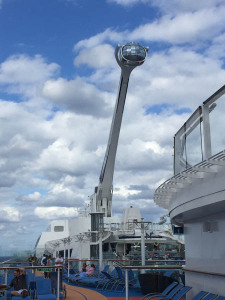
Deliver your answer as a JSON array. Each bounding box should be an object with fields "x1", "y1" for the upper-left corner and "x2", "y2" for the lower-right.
[
  {"x1": 36, "y1": 278, "x2": 56, "y2": 300},
  {"x1": 96, "y1": 270, "x2": 120, "y2": 291},
  {"x1": 215, "y1": 297, "x2": 225, "y2": 300},
  {"x1": 191, "y1": 291, "x2": 209, "y2": 300},
  {"x1": 160, "y1": 286, "x2": 192, "y2": 300},
  {"x1": 49, "y1": 273, "x2": 66, "y2": 299},
  {"x1": 142, "y1": 282, "x2": 181, "y2": 300},
  {"x1": 11, "y1": 293, "x2": 30, "y2": 300},
  {"x1": 201, "y1": 294, "x2": 218, "y2": 300},
  {"x1": 77, "y1": 265, "x2": 110, "y2": 286}
]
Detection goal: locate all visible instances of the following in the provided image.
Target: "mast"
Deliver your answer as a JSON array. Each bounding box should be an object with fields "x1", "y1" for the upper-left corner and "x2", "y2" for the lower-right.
[{"x1": 91, "y1": 42, "x2": 149, "y2": 218}]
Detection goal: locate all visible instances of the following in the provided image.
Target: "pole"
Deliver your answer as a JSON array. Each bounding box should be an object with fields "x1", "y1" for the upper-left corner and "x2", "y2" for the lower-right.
[
  {"x1": 99, "y1": 231, "x2": 103, "y2": 271},
  {"x1": 4, "y1": 269, "x2": 7, "y2": 300},
  {"x1": 67, "y1": 240, "x2": 70, "y2": 279},
  {"x1": 57, "y1": 267, "x2": 60, "y2": 300},
  {"x1": 141, "y1": 221, "x2": 145, "y2": 273},
  {"x1": 125, "y1": 269, "x2": 129, "y2": 300},
  {"x1": 202, "y1": 103, "x2": 212, "y2": 159}
]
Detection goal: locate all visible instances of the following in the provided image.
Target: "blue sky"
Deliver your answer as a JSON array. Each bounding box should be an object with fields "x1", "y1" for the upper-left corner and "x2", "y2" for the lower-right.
[{"x1": 0, "y1": 0, "x2": 225, "y2": 255}]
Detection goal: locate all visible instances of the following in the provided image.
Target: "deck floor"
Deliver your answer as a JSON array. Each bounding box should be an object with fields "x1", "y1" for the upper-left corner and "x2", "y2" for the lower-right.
[{"x1": 64, "y1": 282, "x2": 143, "y2": 300}]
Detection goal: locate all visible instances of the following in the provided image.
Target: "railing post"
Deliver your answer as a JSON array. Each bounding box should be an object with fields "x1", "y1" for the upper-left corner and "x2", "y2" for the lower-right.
[
  {"x1": 4, "y1": 269, "x2": 7, "y2": 300},
  {"x1": 202, "y1": 103, "x2": 212, "y2": 159},
  {"x1": 99, "y1": 231, "x2": 103, "y2": 271},
  {"x1": 57, "y1": 267, "x2": 60, "y2": 300},
  {"x1": 125, "y1": 269, "x2": 129, "y2": 300}
]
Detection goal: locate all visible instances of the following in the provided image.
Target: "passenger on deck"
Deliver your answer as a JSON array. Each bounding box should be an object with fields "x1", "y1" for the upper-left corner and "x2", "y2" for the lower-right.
[
  {"x1": 81, "y1": 262, "x2": 87, "y2": 272},
  {"x1": 55, "y1": 253, "x2": 63, "y2": 266},
  {"x1": 75, "y1": 264, "x2": 95, "y2": 280},
  {"x1": 6, "y1": 268, "x2": 28, "y2": 298}
]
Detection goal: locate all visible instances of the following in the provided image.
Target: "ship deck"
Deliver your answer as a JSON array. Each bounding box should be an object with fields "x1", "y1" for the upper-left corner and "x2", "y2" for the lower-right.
[{"x1": 65, "y1": 282, "x2": 142, "y2": 300}]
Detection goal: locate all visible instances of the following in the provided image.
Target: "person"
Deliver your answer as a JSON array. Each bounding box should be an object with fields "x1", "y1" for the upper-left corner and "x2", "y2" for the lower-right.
[
  {"x1": 81, "y1": 262, "x2": 87, "y2": 272},
  {"x1": 55, "y1": 253, "x2": 63, "y2": 266},
  {"x1": 31, "y1": 255, "x2": 38, "y2": 274},
  {"x1": 6, "y1": 268, "x2": 28, "y2": 298},
  {"x1": 75, "y1": 263, "x2": 95, "y2": 280},
  {"x1": 41, "y1": 253, "x2": 47, "y2": 266},
  {"x1": 45, "y1": 255, "x2": 53, "y2": 279},
  {"x1": 27, "y1": 255, "x2": 33, "y2": 265},
  {"x1": 32, "y1": 255, "x2": 38, "y2": 264},
  {"x1": 55, "y1": 253, "x2": 64, "y2": 287},
  {"x1": 86, "y1": 264, "x2": 95, "y2": 276}
]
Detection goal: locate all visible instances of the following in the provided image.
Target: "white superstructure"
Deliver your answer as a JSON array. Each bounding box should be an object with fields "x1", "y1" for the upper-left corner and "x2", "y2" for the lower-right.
[{"x1": 154, "y1": 85, "x2": 225, "y2": 297}]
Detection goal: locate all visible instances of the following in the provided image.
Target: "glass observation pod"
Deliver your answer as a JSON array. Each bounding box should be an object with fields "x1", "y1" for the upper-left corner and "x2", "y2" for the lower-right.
[{"x1": 119, "y1": 42, "x2": 148, "y2": 66}]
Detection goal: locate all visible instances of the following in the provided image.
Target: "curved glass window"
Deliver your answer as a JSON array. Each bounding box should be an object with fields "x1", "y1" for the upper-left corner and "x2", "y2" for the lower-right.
[{"x1": 121, "y1": 43, "x2": 146, "y2": 62}]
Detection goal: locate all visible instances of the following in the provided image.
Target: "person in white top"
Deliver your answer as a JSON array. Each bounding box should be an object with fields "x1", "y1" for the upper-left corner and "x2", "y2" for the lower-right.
[
  {"x1": 55, "y1": 253, "x2": 64, "y2": 266},
  {"x1": 55, "y1": 253, "x2": 64, "y2": 287}
]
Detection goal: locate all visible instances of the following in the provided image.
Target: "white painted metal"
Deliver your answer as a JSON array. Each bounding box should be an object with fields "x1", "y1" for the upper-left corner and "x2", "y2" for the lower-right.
[
  {"x1": 154, "y1": 85, "x2": 225, "y2": 297},
  {"x1": 141, "y1": 222, "x2": 145, "y2": 271},
  {"x1": 99, "y1": 231, "x2": 103, "y2": 271},
  {"x1": 91, "y1": 43, "x2": 148, "y2": 218}
]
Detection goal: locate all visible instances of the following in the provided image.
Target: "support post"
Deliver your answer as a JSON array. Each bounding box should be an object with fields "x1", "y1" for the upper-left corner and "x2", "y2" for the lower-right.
[
  {"x1": 4, "y1": 269, "x2": 7, "y2": 300},
  {"x1": 141, "y1": 220, "x2": 145, "y2": 273},
  {"x1": 202, "y1": 103, "x2": 212, "y2": 159},
  {"x1": 57, "y1": 267, "x2": 60, "y2": 300},
  {"x1": 99, "y1": 231, "x2": 103, "y2": 271},
  {"x1": 125, "y1": 269, "x2": 129, "y2": 300}
]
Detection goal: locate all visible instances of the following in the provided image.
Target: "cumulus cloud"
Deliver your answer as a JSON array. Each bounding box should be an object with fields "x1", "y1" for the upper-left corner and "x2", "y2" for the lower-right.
[
  {"x1": 150, "y1": 0, "x2": 225, "y2": 14},
  {"x1": 0, "y1": 55, "x2": 59, "y2": 97},
  {"x1": 0, "y1": 224, "x2": 5, "y2": 230},
  {"x1": 74, "y1": 44, "x2": 115, "y2": 68},
  {"x1": 109, "y1": 0, "x2": 225, "y2": 13},
  {"x1": 34, "y1": 206, "x2": 78, "y2": 219},
  {"x1": 129, "y1": 7, "x2": 225, "y2": 44},
  {"x1": 74, "y1": 6, "x2": 225, "y2": 51},
  {"x1": 74, "y1": 28, "x2": 126, "y2": 51},
  {"x1": 108, "y1": 0, "x2": 148, "y2": 6},
  {"x1": 1, "y1": 0, "x2": 225, "y2": 253},
  {"x1": 0, "y1": 206, "x2": 20, "y2": 222},
  {"x1": 42, "y1": 77, "x2": 113, "y2": 117}
]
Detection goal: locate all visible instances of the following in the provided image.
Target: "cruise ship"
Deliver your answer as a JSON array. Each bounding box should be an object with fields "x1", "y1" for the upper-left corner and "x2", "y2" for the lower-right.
[{"x1": 154, "y1": 84, "x2": 225, "y2": 297}]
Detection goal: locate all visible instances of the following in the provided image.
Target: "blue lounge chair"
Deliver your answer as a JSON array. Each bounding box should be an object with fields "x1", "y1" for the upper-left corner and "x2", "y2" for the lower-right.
[
  {"x1": 36, "y1": 278, "x2": 56, "y2": 300},
  {"x1": 215, "y1": 297, "x2": 225, "y2": 300},
  {"x1": 142, "y1": 281, "x2": 179, "y2": 300},
  {"x1": 77, "y1": 265, "x2": 109, "y2": 286},
  {"x1": 96, "y1": 270, "x2": 120, "y2": 291},
  {"x1": 143, "y1": 283, "x2": 183, "y2": 300},
  {"x1": 202, "y1": 294, "x2": 218, "y2": 300},
  {"x1": 191, "y1": 291, "x2": 209, "y2": 300},
  {"x1": 11, "y1": 292, "x2": 30, "y2": 300},
  {"x1": 158, "y1": 285, "x2": 192, "y2": 300}
]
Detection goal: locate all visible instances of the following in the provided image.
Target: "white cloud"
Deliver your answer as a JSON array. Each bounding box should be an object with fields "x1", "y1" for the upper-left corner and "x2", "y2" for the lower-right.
[
  {"x1": 0, "y1": 224, "x2": 5, "y2": 230},
  {"x1": 74, "y1": 6, "x2": 225, "y2": 51},
  {"x1": 1, "y1": 0, "x2": 225, "y2": 252},
  {"x1": 109, "y1": 0, "x2": 225, "y2": 13},
  {"x1": 130, "y1": 7, "x2": 225, "y2": 44},
  {"x1": 74, "y1": 44, "x2": 115, "y2": 68},
  {"x1": 0, "y1": 55, "x2": 59, "y2": 97},
  {"x1": 23, "y1": 192, "x2": 41, "y2": 202},
  {"x1": 42, "y1": 77, "x2": 113, "y2": 117},
  {"x1": 0, "y1": 206, "x2": 20, "y2": 222},
  {"x1": 34, "y1": 206, "x2": 78, "y2": 220},
  {"x1": 74, "y1": 28, "x2": 126, "y2": 51},
  {"x1": 108, "y1": 0, "x2": 148, "y2": 5},
  {"x1": 150, "y1": 0, "x2": 225, "y2": 14}
]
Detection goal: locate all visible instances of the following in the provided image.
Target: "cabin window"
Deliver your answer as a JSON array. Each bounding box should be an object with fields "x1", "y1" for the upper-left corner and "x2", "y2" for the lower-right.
[{"x1": 54, "y1": 226, "x2": 64, "y2": 232}]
